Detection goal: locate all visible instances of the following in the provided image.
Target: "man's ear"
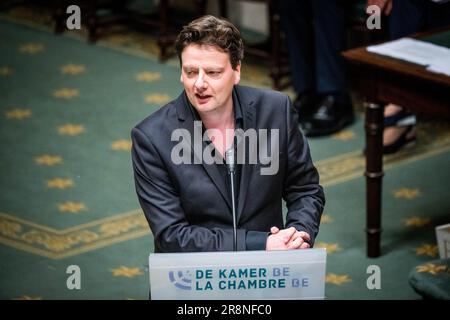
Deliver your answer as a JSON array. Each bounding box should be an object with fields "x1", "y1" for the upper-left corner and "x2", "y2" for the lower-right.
[
  {"x1": 234, "y1": 63, "x2": 241, "y2": 85},
  {"x1": 180, "y1": 74, "x2": 183, "y2": 83}
]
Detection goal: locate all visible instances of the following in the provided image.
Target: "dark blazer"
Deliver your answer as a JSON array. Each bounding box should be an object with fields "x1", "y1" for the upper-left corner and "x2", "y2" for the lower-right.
[{"x1": 131, "y1": 85, "x2": 325, "y2": 252}]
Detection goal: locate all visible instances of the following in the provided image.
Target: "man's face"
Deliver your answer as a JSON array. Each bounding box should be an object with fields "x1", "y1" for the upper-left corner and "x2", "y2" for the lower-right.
[{"x1": 180, "y1": 44, "x2": 240, "y2": 115}]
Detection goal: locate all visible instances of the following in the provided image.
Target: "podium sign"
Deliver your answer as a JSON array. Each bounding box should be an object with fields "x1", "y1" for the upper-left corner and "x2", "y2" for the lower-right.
[{"x1": 149, "y1": 248, "x2": 326, "y2": 300}]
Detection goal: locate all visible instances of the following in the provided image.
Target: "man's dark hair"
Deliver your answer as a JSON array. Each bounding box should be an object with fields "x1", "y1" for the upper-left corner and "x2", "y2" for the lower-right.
[{"x1": 175, "y1": 15, "x2": 244, "y2": 70}]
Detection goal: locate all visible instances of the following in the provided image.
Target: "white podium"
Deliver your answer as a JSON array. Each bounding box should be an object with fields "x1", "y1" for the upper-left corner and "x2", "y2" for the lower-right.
[{"x1": 149, "y1": 249, "x2": 326, "y2": 300}]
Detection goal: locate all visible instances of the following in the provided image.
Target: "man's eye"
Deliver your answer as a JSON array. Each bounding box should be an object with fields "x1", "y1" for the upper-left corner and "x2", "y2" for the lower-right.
[{"x1": 208, "y1": 71, "x2": 220, "y2": 76}]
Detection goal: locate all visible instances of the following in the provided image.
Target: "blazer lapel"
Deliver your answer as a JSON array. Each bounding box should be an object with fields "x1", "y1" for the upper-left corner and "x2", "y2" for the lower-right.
[
  {"x1": 176, "y1": 93, "x2": 232, "y2": 210},
  {"x1": 235, "y1": 87, "x2": 256, "y2": 222}
]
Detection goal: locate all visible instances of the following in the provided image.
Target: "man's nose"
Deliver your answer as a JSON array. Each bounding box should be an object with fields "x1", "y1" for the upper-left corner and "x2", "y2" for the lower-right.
[{"x1": 194, "y1": 71, "x2": 207, "y2": 90}]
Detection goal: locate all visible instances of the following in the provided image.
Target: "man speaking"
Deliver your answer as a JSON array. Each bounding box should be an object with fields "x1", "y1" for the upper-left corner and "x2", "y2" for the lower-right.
[{"x1": 131, "y1": 15, "x2": 325, "y2": 253}]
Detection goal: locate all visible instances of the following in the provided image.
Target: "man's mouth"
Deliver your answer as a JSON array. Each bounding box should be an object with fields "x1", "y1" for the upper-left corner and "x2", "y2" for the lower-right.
[{"x1": 195, "y1": 93, "x2": 212, "y2": 104}]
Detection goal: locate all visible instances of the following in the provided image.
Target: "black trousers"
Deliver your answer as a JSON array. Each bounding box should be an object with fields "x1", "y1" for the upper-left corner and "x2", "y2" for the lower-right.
[{"x1": 279, "y1": 0, "x2": 348, "y2": 95}]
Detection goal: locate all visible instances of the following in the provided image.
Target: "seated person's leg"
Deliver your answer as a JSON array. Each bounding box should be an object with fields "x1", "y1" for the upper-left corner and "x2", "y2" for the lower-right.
[
  {"x1": 383, "y1": 104, "x2": 417, "y2": 154},
  {"x1": 384, "y1": 0, "x2": 450, "y2": 153}
]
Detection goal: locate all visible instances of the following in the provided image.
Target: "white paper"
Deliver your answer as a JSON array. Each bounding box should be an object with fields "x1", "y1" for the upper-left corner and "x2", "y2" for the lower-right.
[
  {"x1": 367, "y1": 37, "x2": 450, "y2": 76},
  {"x1": 426, "y1": 56, "x2": 450, "y2": 76}
]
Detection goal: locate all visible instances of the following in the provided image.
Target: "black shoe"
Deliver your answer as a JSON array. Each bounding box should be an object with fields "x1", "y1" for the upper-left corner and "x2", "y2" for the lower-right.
[
  {"x1": 293, "y1": 91, "x2": 316, "y2": 121},
  {"x1": 300, "y1": 93, "x2": 354, "y2": 137}
]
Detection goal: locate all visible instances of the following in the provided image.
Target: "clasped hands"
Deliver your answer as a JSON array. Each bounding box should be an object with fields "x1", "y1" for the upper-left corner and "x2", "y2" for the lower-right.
[{"x1": 266, "y1": 226, "x2": 311, "y2": 251}]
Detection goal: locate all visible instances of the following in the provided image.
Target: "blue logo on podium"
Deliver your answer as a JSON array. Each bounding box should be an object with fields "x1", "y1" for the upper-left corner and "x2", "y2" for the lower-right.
[{"x1": 169, "y1": 270, "x2": 192, "y2": 290}]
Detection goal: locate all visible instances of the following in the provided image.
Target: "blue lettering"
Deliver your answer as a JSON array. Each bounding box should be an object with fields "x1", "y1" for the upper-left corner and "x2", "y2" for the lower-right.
[
  {"x1": 196, "y1": 269, "x2": 212, "y2": 279},
  {"x1": 196, "y1": 270, "x2": 204, "y2": 279},
  {"x1": 302, "y1": 278, "x2": 309, "y2": 287},
  {"x1": 196, "y1": 281, "x2": 213, "y2": 290},
  {"x1": 292, "y1": 278, "x2": 308, "y2": 287},
  {"x1": 273, "y1": 267, "x2": 289, "y2": 277},
  {"x1": 273, "y1": 268, "x2": 281, "y2": 277}
]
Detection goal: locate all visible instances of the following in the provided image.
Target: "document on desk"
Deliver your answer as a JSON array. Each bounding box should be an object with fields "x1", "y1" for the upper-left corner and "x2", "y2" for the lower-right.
[{"x1": 367, "y1": 38, "x2": 450, "y2": 77}]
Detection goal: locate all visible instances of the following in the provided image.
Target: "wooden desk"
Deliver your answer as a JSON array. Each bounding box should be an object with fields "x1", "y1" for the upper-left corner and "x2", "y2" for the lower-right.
[{"x1": 343, "y1": 33, "x2": 450, "y2": 257}]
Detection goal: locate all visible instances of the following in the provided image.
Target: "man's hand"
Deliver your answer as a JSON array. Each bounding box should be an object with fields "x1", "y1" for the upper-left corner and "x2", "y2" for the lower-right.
[
  {"x1": 266, "y1": 226, "x2": 311, "y2": 250},
  {"x1": 367, "y1": 0, "x2": 393, "y2": 15}
]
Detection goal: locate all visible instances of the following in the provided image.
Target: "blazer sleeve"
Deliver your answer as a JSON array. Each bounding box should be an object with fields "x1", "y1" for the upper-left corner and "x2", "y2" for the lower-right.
[
  {"x1": 282, "y1": 96, "x2": 325, "y2": 246},
  {"x1": 131, "y1": 126, "x2": 246, "y2": 252}
]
